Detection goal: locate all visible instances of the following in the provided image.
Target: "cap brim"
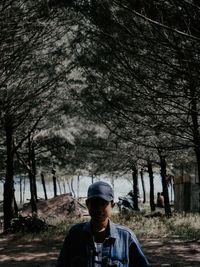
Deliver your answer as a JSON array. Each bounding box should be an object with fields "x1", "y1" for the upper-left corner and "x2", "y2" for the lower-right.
[{"x1": 87, "y1": 194, "x2": 113, "y2": 202}]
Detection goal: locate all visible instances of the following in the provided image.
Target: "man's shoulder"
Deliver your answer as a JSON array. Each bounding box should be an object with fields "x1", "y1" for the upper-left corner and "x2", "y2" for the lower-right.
[
  {"x1": 113, "y1": 222, "x2": 133, "y2": 234},
  {"x1": 69, "y1": 222, "x2": 88, "y2": 233},
  {"x1": 112, "y1": 222, "x2": 138, "y2": 241}
]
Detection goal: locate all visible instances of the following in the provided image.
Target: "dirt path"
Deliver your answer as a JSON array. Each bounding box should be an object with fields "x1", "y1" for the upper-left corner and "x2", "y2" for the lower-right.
[
  {"x1": 0, "y1": 235, "x2": 199, "y2": 267},
  {"x1": 142, "y1": 238, "x2": 200, "y2": 266}
]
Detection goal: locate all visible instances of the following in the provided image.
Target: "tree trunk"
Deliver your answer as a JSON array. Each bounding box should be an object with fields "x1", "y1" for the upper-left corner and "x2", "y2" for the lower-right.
[
  {"x1": 31, "y1": 142, "x2": 37, "y2": 201},
  {"x1": 3, "y1": 122, "x2": 16, "y2": 231},
  {"x1": 63, "y1": 179, "x2": 66, "y2": 194},
  {"x1": 91, "y1": 174, "x2": 94, "y2": 184},
  {"x1": 160, "y1": 155, "x2": 171, "y2": 215},
  {"x1": 147, "y1": 161, "x2": 156, "y2": 212},
  {"x1": 77, "y1": 175, "x2": 80, "y2": 198},
  {"x1": 194, "y1": 147, "x2": 200, "y2": 185},
  {"x1": 53, "y1": 175, "x2": 57, "y2": 197},
  {"x1": 190, "y1": 85, "x2": 200, "y2": 184},
  {"x1": 28, "y1": 169, "x2": 37, "y2": 213},
  {"x1": 71, "y1": 177, "x2": 75, "y2": 197},
  {"x1": 132, "y1": 164, "x2": 139, "y2": 211},
  {"x1": 41, "y1": 173, "x2": 48, "y2": 200},
  {"x1": 28, "y1": 137, "x2": 37, "y2": 213},
  {"x1": 19, "y1": 175, "x2": 23, "y2": 204},
  {"x1": 23, "y1": 175, "x2": 26, "y2": 203},
  {"x1": 140, "y1": 168, "x2": 146, "y2": 203}
]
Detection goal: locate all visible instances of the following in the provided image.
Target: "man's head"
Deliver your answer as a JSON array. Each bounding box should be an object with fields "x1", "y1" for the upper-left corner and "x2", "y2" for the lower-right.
[
  {"x1": 86, "y1": 181, "x2": 115, "y2": 223},
  {"x1": 87, "y1": 181, "x2": 114, "y2": 202}
]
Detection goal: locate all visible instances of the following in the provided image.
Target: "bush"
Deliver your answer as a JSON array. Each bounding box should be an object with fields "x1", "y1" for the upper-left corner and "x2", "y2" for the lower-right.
[{"x1": 11, "y1": 214, "x2": 49, "y2": 233}]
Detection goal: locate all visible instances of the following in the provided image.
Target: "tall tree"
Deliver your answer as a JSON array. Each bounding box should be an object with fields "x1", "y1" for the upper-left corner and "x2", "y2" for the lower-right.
[
  {"x1": 65, "y1": 0, "x2": 200, "y2": 181},
  {"x1": 0, "y1": 0, "x2": 71, "y2": 230}
]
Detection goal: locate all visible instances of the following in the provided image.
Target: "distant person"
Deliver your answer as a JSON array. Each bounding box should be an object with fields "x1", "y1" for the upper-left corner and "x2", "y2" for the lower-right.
[
  {"x1": 156, "y1": 192, "x2": 164, "y2": 208},
  {"x1": 127, "y1": 190, "x2": 134, "y2": 198},
  {"x1": 56, "y1": 181, "x2": 149, "y2": 267}
]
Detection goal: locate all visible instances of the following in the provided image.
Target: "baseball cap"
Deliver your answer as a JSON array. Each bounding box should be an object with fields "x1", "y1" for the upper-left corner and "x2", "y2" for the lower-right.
[{"x1": 87, "y1": 181, "x2": 114, "y2": 202}]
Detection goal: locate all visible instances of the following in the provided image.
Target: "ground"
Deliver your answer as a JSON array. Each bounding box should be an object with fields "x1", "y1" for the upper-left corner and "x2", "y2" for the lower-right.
[
  {"x1": 0, "y1": 195, "x2": 199, "y2": 266},
  {"x1": 0, "y1": 235, "x2": 199, "y2": 267}
]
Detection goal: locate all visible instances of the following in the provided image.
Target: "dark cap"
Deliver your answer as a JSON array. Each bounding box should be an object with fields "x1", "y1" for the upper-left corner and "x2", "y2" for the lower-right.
[{"x1": 87, "y1": 181, "x2": 114, "y2": 202}]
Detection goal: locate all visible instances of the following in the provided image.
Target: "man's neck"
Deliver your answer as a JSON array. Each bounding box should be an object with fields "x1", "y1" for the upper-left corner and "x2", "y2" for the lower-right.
[
  {"x1": 91, "y1": 218, "x2": 109, "y2": 233},
  {"x1": 91, "y1": 219, "x2": 109, "y2": 243}
]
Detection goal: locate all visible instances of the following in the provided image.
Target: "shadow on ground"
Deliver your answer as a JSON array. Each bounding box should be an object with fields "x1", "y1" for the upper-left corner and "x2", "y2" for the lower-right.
[
  {"x1": 0, "y1": 236, "x2": 60, "y2": 267},
  {"x1": 0, "y1": 236, "x2": 199, "y2": 267},
  {"x1": 142, "y1": 238, "x2": 200, "y2": 267}
]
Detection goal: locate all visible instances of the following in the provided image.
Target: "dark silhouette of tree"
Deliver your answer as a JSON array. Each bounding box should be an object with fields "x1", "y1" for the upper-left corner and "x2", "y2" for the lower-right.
[
  {"x1": 140, "y1": 168, "x2": 146, "y2": 204},
  {"x1": 147, "y1": 160, "x2": 156, "y2": 212},
  {"x1": 56, "y1": 0, "x2": 200, "y2": 214},
  {"x1": 0, "y1": 0, "x2": 71, "y2": 231}
]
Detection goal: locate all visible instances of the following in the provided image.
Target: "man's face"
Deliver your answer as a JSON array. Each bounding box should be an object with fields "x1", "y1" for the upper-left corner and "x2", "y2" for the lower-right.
[{"x1": 86, "y1": 197, "x2": 114, "y2": 222}]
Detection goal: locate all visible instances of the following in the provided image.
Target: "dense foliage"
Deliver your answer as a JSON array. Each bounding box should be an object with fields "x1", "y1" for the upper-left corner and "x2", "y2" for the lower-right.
[{"x1": 1, "y1": 0, "x2": 200, "y2": 230}]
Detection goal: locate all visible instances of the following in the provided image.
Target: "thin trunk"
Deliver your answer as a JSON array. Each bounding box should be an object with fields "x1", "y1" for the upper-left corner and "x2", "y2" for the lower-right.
[
  {"x1": 28, "y1": 170, "x2": 37, "y2": 213},
  {"x1": 53, "y1": 175, "x2": 57, "y2": 197},
  {"x1": 77, "y1": 175, "x2": 80, "y2": 198},
  {"x1": 160, "y1": 156, "x2": 171, "y2": 215},
  {"x1": 3, "y1": 122, "x2": 16, "y2": 231},
  {"x1": 23, "y1": 175, "x2": 26, "y2": 203},
  {"x1": 41, "y1": 173, "x2": 48, "y2": 200},
  {"x1": 140, "y1": 168, "x2": 146, "y2": 203},
  {"x1": 31, "y1": 142, "x2": 37, "y2": 201},
  {"x1": 19, "y1": 175, "x2": 22, "y2": 204},
  {"x1": 132, "y1": 164, "x2": 139, "y2": 211},
  {"x1": 91, "y1": 174, "x2": 94, "y2": 184},
  {"x1": 171, "y1": 182, "x2": 173, "y2": 204},
  {"x1": 190, "y1": 86, "x2": 200, "y2": 184},
  {"x1": 147, "y1": 161, "x2": 155, "y2": 212},
  {"x1": 63, "y1": 179, "x2": 66, "y2": 194},
  {"x1": 66, "y1": 179, "x2": 71, "y2": 193},
  {"x1": 194, "y1": 148, "x2": 200, "y2": 184},
  {"x1": 199, "y1": 192, "x2": 200, "y2": 213},
  {"x1": 71, "y1": 177, "x2": 75, "y2": 197},
  {"x1": 28, "y1": 137, "x2": 37, "y2": 213}
]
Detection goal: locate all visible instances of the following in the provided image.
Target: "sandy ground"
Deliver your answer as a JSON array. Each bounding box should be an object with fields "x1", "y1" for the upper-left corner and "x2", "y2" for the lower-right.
[{"x1": 0, "y1": 235, "x2": 199, "y2": 267}]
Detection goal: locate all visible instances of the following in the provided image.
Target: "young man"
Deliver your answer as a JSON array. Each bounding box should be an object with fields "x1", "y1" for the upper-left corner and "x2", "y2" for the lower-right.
[{"x1": 56, "y1": 181, "x2": 149, "y2": 267}]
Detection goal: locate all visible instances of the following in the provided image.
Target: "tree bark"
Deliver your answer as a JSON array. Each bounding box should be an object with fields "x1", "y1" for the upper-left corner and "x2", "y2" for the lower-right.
[
  {"x1": 132, "y1": 163, "x2": 139, "y2": 211},
  {"x1": 190, "y1": 85, "x2": 200, "y2": 184},
  {"x1": 63, "y1": 179, "x2": 66, "y2": 194},
  {"x1": 147, "y1": 160, "x2": 155, "y2": 212},
  {"x1": 53, "y1": 175, "x2": 57, "y2": 197},
  {"x1": 91, "y1": 174, "x2": 94, "y2": 184},
  {"x1": 41, "y1": 173, "x2": 48, "y2": 200},
  {"x1": 140, "y1": 168, "x2": 146, "y2": 203},
  {"x1": 31, "y1": 142, "x2": 37, "y2": 201},
  {"x1": 71, "y1": 177, "x2": 75, "y2": 197},
  {"x1": 160, "y1": 155, "x2": 171, "y2": 215},
  {"x1": 3, "y1": 122, "x2": 16, "y2": 231},
  {"x1": 28, "y1": 137, "x2": 37, "y2": 213},
  {"x1": 77, "y1": 175, "x2": 80, "y2": 198},
  {"x1": 23, "y1": 175, "x2": 26, "y2": 203},
  {"x1": 19, "y1": 176, "x2": 23, "y2": 204}
]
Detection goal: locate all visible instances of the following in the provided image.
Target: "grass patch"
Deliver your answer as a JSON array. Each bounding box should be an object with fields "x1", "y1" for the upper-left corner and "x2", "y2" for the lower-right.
[
  {"x1": 111, "y1": 212, "x2": 200, "y2": 240},
  {"x1": 166, "y1": 213, "x2": 200, "y2": 239},
  {"x1": 45, "y1": 212, "x2": 200, "y2": 241},
  {"x1": 6, "y1": 212, "x2": 200, "y2": 242}
]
